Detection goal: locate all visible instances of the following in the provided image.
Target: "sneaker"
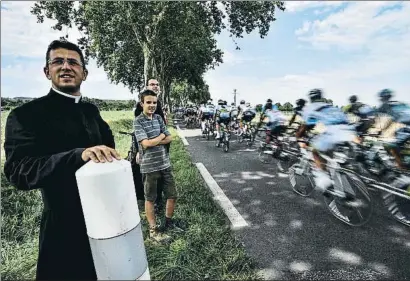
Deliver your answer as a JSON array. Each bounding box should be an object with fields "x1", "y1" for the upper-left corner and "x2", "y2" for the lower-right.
[
  {"x1": 163, "y1": 218, "x2": 186, "y2": 233},
  {"x1": 149, "y1": 227, "x2": 171, "y2": 243}
]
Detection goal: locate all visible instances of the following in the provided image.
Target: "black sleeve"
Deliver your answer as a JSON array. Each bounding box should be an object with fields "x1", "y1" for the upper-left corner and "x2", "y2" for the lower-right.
[
  {"x1": 3, "y1": 110, "x2": 86, "y2": 191},
  {"x1": 155, "y1": 100, "x2": 165, "y2": 122}
]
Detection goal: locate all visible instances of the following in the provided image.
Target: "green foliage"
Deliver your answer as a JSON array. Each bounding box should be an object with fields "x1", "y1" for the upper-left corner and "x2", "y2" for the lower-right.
[
  {"x1": 255, "y1": 104, "x2": 263, "y2": 112},
  {"x1": 30, "y1": 1, "x2": 285, "y2": 105}
]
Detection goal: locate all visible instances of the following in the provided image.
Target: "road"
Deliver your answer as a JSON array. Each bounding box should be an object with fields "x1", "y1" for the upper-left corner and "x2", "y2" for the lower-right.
[{"x1": 175, "y1": 120, "x2": 410, "y2": 280}]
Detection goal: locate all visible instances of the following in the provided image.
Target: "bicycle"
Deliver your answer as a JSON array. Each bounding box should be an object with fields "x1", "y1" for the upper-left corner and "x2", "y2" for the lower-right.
[
  {"x1": 348, "y1": 133, "x2": 410, "y2": 226},
  {"x1": 257, "y1": 121, "x2": 302, "y2": 173},
  {"x1": 288, "y1": 142, "x2": 373, "y2": 227},
  {"x1": 215, "y1": 123, "x2": 231, "y2": 153},
  {"x1": 118, "y1": 131, "x2": 145, "y2": 201},
  {"x1": 119, "y1": 131, "x2": 138, "y2": 162},
  {"x1": 238, "y1": 121, "x2": 257, "y2": 147}
]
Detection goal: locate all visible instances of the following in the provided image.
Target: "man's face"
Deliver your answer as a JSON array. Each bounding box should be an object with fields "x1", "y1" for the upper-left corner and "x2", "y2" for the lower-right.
[
  {"x1": 44, "y1": 48, "x2": 87, "y2": 95},
  {"x1": 141, "y1": 95, "x2": 158, "y2": 115},
  {"x1": 147, "y1": 79, "x2": 160, "y2": 94}
]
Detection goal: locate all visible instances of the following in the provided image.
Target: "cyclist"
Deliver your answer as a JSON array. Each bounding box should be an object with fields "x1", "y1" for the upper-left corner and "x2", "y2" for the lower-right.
[
  {"x1": 262, "y1": 98, "x2": 273, "y2": 115},
  {"x1": 258, "y1": 98, "x2": 273, "y2": 129},
  {"x1": 296, "y1": 89, "x2": 357, "y2": 194},
  {"x1": 184, "y1": 103, "x2": 197, "y2": 125},
  {"x1": 343, "y1": 95, "x2": 377, "y2": 143},
  {"x1": 199, "y1": 100, "x2": 216, "y2": 134},
  {"x1": 241, "y1": 102, "x2": 257, "y2": 136},
  {"x1": 375, "y1": 89, "x2": 410, "y2": 170},
  {"x1": 262, "y1": 103, "x2": 288, "y2": 145},
  {"x1": 230, "y1": 102, "x2": 239, "y2": 131},
  {"x1": 215, "y1": 99, "x2": 231, "y2": 139},
  {"x1": 289, "y1": 98, "x2": 306, "y2": 127}
]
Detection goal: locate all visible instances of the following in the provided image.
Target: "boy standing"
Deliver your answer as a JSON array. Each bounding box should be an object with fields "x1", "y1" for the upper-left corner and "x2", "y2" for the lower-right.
[{"x1": 134, "y1": 89, "x2": 180, "y2": 242}]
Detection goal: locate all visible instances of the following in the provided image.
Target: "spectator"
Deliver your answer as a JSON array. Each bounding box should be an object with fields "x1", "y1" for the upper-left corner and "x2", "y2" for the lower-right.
[
  {"x1": 134, "y1": 78, "x2": 167, "y2": 212},
  {"x1": 3, "y1": 39, "x2": 120, "y2": 280},
  {"x1": 134, "y1": 89, "x2": 181, "y2": 242}
]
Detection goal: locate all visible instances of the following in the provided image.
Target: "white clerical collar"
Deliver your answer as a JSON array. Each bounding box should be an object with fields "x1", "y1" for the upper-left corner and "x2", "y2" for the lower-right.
[{"x1": 52, "y1": 87, "x2": 82, "y2": 103}]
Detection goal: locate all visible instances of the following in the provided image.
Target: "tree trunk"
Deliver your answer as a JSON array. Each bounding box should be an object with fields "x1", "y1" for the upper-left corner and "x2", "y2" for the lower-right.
[{"x1": 142, "y1": 42, "x2": 157, "y2": 86}]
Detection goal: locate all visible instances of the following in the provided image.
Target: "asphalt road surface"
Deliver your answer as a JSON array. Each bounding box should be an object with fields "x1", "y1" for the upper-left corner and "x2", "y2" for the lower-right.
[{"x1": 175, "y1": 120, "x2": 410, "y2": 280}]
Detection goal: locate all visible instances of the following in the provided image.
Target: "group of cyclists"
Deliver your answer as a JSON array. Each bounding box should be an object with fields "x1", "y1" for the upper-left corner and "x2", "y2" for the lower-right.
[{"x1": 174, "y1": 89, "x2": 410, "y2": 204}]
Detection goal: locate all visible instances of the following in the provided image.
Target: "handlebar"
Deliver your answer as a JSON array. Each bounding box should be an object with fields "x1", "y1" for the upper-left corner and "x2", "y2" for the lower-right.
[{"x1": 118, "y1": 131, "x2": 134, "y2": 136}]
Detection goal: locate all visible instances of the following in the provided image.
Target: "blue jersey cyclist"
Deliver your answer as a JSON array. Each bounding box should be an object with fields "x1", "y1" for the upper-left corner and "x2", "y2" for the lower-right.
[{"x1": 296, "y1": 89, "x2": 357, "y2": 193}]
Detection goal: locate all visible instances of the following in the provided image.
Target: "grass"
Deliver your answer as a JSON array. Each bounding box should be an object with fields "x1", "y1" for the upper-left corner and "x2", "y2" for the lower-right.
[{"x1": 1, "y1": 109, "x2": 261, "y2": 280}]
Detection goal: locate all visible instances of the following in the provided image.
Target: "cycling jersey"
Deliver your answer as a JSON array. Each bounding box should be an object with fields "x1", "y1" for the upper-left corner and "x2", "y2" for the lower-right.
[
  {"x1": 241, "y1": 107, "x2": 256, "y2": 122},
  {"x1": 302, "y1": 102, "x2": 349, "y2": 126},
  {"x1": 200, "y1": 105, "x2": 215, "y2": 120},
  {"x1": 301, "y1": 102, "x2": 355, "y2": 152},
  {"x1": 264, "y1": 109, "x2": 287, "y2": 126},
  {"x1": 379, "y1": 101, "x2": 410, "y2": 125},
  {"x1": 345, "y1": 102, "x2": 376, "y2": 119}
]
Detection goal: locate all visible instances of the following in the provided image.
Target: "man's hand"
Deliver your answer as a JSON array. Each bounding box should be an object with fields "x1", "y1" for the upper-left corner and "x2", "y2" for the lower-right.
[{"x1": 81, "y1": 145, "x2": 121, "y2": 163}]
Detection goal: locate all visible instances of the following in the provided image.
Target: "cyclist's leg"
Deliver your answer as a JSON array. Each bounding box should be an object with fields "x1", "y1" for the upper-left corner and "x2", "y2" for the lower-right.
[
  {"x1": 215, "y1": 118, "x2": 221, "y2": 139},
  {"x1": 390, "y1": 127, "x2": 410, "y2": 169},
  {"x1": 201, "y1": 114, "x2": 206, "y2": 132}
]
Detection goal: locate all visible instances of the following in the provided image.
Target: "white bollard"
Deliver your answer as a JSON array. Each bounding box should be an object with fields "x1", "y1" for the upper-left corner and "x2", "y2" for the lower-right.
[{"x1": 75, "y1": 159, "x2": 150, "y2": 280}]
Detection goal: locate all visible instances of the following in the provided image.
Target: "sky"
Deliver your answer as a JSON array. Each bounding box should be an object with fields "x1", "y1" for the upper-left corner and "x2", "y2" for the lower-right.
[{"x1": 1, "y1": 1, "x2": 410, "y2": 107}]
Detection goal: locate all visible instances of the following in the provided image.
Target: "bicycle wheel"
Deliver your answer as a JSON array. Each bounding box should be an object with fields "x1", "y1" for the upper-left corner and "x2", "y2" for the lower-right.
[
  {"x1": 382, "y1": 175, "x2": 410, "y2": 227},
  {"x1": 223, "y1": 141, "x2": 229, "y2": 152},
  {"x1": 258, "y1": 144, "x2": 274, "y2": 164},
  {"x1": 323, "y1": 170, "x2": 373, "y2": 227},
  {"x1": 288, "y1": 163, "x2": 315, "y2": 197},
  {"x1": 277, "y1": 143, "x2": 300, "y2": 173}
]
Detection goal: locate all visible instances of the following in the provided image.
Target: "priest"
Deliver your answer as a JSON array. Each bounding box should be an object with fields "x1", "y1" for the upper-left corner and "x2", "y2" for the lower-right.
[{"x1": 3, "y1": 39, "x2": 121, "y2": 280}]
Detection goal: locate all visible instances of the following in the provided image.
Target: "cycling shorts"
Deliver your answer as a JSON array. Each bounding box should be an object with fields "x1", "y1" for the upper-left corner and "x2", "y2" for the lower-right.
[
  {"x1": 201, "y1": 112, "x2": 214, "y2": 121},
  {"x1": 310, "y1": 124, "x2": 356, "y2": 152},
  {"x1": 216, "y1": 116, "x2": 231, "y2": 126}
]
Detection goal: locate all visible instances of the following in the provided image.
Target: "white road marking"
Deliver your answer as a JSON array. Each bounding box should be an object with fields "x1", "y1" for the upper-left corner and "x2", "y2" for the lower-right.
[
  {"x1": 195, "y1": 163, "x2": 249, "y2": 230},
  {"x1": 237, "y1": 148, "x2": 257, "y2": 152},
  {"x1": 176, "y1": 125, "x2": 189, "y2": 146}
]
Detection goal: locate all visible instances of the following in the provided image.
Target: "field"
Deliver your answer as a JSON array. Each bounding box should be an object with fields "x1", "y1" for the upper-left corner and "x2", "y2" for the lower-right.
[{"x1": 1, "y1": 110, "x2": 260, "y2": 280}]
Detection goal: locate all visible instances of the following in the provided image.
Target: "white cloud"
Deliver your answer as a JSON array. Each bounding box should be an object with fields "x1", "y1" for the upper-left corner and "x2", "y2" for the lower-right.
[
  {"x1": 285, "y1": 1, "x2": 345, "y2": 13},
  {"x1": 206, "y1": 1, "x2": 410, "y2": 107},
  {"x1": 1, "y1": 1, "x2": 133, "y2": 100}
]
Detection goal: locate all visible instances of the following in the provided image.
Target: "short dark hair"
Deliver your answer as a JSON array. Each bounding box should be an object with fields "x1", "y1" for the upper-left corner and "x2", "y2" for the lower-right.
[
  {"x1": 45, "y1": 39, "x2": 86, "y2": 69},
  {"x1": 146, "y1": 78, "x2": 158, "y2": 86},
  {"x1": 140, "y1": 89, "x2": 157, "y2": 102}
]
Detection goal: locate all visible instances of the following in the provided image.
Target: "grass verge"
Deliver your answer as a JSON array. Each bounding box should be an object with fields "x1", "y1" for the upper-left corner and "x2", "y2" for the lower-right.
[{"x1": 1, "y1": 111, "x2": 261, "y2": 280}]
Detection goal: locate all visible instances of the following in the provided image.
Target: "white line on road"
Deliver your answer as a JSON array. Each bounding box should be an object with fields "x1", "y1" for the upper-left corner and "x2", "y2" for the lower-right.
[
  {"x1": 195, "y1": 162, "x2": 249, "y2": 230},
  {"x1": 176, "y1": 125, "x2": 189, "y2": 146},
  {"x1": 237, "y1": 148, "x2": 257, "y2": 152}
]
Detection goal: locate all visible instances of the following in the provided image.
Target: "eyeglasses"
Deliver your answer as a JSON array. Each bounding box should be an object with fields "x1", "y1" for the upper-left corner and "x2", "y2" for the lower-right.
[
  {"x1": 48, "y1": 58, "x2": 83, "y2": 68},
  {"x1": 149, "y1": 83, "x2": 159, "y2": 86}
]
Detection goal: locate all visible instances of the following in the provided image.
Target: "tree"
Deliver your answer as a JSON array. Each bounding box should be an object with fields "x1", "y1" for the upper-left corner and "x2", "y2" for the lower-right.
[
  {"x1": 31, "y1": 1, "x2": 286, "y2": 105},
  {"x1": 282, "y1": 102, "x2": 293, "y2": 111}
]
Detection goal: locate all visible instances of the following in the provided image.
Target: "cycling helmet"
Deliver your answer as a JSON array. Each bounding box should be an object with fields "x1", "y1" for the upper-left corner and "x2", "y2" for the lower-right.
[
  {"x1": 240, "y1": 100, "x2": 245, "y2": 104},
  {"x1": 207, "y1": 100, "x2": 212, "y2": 105},
  {"x1": 217, "y1": 99, "x2": 224, "y2": 105},
  {"x1": 308, "y1": 88, "x2": 323, "y2": 102},
  {"x1": 296, "y1": 98, "x2": 306, "y2": 107},
  {"x1": 378, "y1": 89, "x2": 393, "y2": 102},
  {"x1": 245, "y1": 102, "x2": 251, "y2": 107},
  {"x1": 349, "y1": 95, "x2": 357, "y2": 103},
  {"x1": 267, "y1": 99, "x2": 272, "y2": 103}
]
